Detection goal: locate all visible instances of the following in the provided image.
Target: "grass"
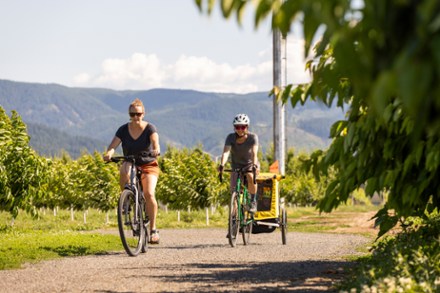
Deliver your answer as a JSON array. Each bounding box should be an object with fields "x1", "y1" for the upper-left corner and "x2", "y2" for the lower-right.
[
  {"x1": 0, "y1": 204, "x2": 380, "y2": 270},
  {"x1": 0, "y1": 209, "x2": 123, "y2": 270},
  {"x1": 286, "y1": 205, "x2": 379, "y2": 237}
]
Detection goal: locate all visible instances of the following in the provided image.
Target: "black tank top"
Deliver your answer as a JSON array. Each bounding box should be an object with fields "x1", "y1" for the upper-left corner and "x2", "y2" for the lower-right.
[{"x1": 115, "y1": 123, "x2": 157, "y2": 165}]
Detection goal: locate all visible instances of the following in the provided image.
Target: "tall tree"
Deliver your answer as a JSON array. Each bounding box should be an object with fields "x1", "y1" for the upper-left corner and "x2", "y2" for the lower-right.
[
  {"x1": 196, "y1": 0, "x2": 440, "y2": 235},
  {"x1": 0, "y1": 107, "x2": 49, "y2": 218}
]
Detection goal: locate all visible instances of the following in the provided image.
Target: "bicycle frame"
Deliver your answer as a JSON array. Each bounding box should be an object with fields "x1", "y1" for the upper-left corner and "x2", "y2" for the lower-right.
[
  {"x1": 127, "y1": 159, "x2": 142, "y2": 226},
  {"x1": 234, "y1": 174, "x2": 252, "y2": 227},
  {"x1": 221, "y1": 166, "x2": 256, "y2": 247}
]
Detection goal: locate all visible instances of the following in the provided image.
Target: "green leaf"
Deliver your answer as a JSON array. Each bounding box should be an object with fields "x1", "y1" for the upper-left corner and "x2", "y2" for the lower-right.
[{"x1": 373, "y1": 208, "x2": 399, "y2": 238}]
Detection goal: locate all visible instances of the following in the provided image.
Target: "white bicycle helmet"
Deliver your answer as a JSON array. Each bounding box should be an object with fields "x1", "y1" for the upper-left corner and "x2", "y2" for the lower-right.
[{"x1": 233, "y1": 113, "x2": 250, "y2": 125}]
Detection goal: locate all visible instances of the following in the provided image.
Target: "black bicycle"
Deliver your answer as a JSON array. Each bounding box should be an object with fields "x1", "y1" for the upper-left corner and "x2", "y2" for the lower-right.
[
  {"x1": 110, "y1": 155, "x2": 150, "y2": 256},
  {"x1": 220, "y1": 166, "x2": 257, "y2": 247}
]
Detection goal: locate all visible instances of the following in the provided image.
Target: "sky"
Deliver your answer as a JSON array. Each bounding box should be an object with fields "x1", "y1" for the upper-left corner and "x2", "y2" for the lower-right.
[{"x1": 0, "y1": 0, "x2": 311, "y2": 94}]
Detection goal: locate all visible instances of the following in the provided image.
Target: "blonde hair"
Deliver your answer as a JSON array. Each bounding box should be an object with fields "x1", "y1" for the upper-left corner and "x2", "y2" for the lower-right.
[{"x1": 129, "y1": 98, "x2": 145, "y2": 113}]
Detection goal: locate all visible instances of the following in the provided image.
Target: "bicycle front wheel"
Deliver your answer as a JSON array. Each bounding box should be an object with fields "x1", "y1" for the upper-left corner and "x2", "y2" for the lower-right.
[
  {"x1": 242, "y1": 208, "x2": 253, "y2": 245},
  {"x1": 228, "y1": 191, "x2": 240, "y2": 247},
  {"x1": 141, "y1": 197, "x2": 149, "y2": 253},
  {"x1": 117, "y1": 189, "x2": 145, "y2": 256}
]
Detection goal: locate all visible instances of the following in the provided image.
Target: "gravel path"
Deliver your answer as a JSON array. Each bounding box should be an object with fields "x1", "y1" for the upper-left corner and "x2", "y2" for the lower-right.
[{"x1": 0, "y1": 229, "x2": 370, "y2": 292}]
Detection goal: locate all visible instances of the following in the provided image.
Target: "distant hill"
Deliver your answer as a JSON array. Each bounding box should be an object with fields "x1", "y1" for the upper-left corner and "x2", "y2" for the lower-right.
[
  {"x1": 0, "y1": 79, "x2": 344, "y2": 158},
  {"x1": 26, "y1": 123, "x2": 106, "y2": 158}
]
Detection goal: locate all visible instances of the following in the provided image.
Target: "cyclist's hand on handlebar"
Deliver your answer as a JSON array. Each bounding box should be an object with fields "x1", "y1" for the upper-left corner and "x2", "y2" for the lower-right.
[
  {"x1": 252, "y1": 164, "x2": 260, "y2": 175},
  {"x1": 103, "y1": 154, "x2": 112, "y2": 162},
  {"x1": 151, "y1": 150, "x2": 160, "y2": 157}
]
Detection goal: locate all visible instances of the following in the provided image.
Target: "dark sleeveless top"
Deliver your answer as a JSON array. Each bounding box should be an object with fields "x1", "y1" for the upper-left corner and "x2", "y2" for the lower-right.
[{"x1": 115, "y1": 123, "x2": 157, "y2": 165}]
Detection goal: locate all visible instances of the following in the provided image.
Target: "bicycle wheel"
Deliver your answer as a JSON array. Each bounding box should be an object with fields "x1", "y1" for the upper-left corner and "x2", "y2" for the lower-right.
[
  {"x1": 281, "y1": 207, "x2": 287, "y2": 245},
  {"x1": 141, "y1": 197, "x2": 149, "y2": 253},
  {"x1": 228, "y1": 191, "x2": 240, "y2": 247},
  {"x1": 242, "y1": 208, "x2": 253, "y2": 245},
  {"x1": 117, "y1": 189, "x2": 145, "y2": 256}
]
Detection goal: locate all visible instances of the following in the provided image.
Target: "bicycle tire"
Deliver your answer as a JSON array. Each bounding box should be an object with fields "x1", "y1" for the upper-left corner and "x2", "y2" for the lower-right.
[
  {"x1": 228, "y1": 191, "x2": 240, "y2": 247},
  {"x1": 242, "y1": 208, "x2": 253, "y2": 245},
  {"x1": 117, "y1": 189, "x2": 145, "y2": 256},
  {"x1": 141, "y1": 197, "x2": 149, "y2": 253},
  {"x1": 281, "y1": 207, "x2": 287, "y2": 245}
]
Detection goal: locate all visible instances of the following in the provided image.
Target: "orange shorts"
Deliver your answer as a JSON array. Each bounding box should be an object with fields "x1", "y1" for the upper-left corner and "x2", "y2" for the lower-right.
[{"x1": 138, "y1": 161, "x2": 160, "y2": 178}]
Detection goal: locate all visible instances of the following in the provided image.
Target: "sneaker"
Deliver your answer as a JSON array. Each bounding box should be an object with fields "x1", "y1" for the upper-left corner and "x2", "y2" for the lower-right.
[
  {"x1": 149, "y1": 230, "x2": 160, "y2": 244},
  {"x1": 249, "y1": 200, "x2": 257, "y2": 213}
]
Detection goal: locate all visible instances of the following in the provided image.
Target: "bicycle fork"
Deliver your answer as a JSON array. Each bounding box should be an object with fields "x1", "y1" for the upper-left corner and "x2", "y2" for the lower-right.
[{"x1": 130, "y1": 165, "x2": 141, "y2": 227}]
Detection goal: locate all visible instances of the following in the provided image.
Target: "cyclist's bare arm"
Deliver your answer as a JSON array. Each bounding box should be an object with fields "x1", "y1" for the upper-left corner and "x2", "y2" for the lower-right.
[
  {"x1": 150, "y1": 132, "x2": 161, "y2": 157},
  {"x1": 251, "y1": 144, "x2": 260, "y2": 175},
  {"x1": 218, "y1": 145, "x2": 231, "y2": 172},
  {"x1": 104, "y1": 136, "x2": 121, "y2": 161}
]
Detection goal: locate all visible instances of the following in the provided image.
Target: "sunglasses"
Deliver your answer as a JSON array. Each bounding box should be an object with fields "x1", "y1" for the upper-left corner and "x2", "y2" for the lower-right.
[
  {"x1": 129, "y1": 112, "x2": 143, "y2": 117},
  {"x1": 234, "y1": 125, "x2": 247, "y2": 130}
]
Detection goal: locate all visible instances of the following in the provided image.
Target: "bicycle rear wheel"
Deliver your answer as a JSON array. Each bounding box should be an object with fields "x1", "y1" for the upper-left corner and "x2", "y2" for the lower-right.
[
  {"x1": 281, "y1": 207, "x2": 287, "y2": 245},
  {"x1": 228, "y1": 191, "x2": 240, "y2": 247},
  {"x1": 242, "y1": 208, "x2": 253, "y2": 245},
  {"x1": 117, "y1": 189, "x2": 145, "y2": 256}
]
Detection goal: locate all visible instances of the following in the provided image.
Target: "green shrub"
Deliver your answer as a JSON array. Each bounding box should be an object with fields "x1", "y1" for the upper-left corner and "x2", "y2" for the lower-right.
[{"x1": 340, "y1": 213, "x2": 440, "y2": 292}]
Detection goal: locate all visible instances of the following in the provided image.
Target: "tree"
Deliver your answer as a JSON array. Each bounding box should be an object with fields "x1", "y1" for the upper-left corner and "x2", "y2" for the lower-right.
[
  {"x1": 157, "y1": 145, "x2": 227, "y2": 209},
  {"x1": 0, "y1": 107, "x2": 49, "y2": 218},
  {"x1": 195, "y1": 0, "x2": 440, "y2": 236}
]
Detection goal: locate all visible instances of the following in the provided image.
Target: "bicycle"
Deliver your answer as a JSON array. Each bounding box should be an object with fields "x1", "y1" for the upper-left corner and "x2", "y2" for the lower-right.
[
  {"x1": 110, "y1": 155, "x2": 152, "y2": 256},
  {"x1": 220, "y1": 166, "x2": 257, "y2": 247}
]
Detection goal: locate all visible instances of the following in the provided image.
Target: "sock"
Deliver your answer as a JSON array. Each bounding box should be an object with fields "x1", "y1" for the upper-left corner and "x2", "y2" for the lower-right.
[{"x1": 250, "y1": 194, "x2": 257, "y2": 202}]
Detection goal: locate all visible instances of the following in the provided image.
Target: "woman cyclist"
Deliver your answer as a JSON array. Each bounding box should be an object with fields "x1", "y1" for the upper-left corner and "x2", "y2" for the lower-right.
[
  {"x1": 103, "y1": 98, "x2": 161, "y2": 244},
  {"x1": 218, "y1": 113, "x2": 260, "y2": 213}
]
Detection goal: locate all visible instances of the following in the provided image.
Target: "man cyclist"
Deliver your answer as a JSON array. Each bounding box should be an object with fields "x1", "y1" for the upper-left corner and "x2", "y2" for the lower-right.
[{"x1": 218, "y1": 113, "x2": 260, "y2": 213}]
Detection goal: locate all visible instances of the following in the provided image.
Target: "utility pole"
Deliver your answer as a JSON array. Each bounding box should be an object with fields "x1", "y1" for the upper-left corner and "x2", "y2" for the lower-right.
[{"x1": 273, "y1": 22, "x2": 287, "y2": 175}]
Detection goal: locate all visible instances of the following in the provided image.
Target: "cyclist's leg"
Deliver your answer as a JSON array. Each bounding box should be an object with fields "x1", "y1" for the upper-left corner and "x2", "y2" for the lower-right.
[
  {"x1": 230, "y1": 172, "x2": 238, "y2": 193},
  {"x1": 245, "y1": 172, "x2": 258, "y2": 212},
  {"x1": 119, "y1": 161, "x2": 131, "y2": 191},
  {"x1": 230, "y1": 172, "x2": 240, "y2": 212},
  {"x1": 141, "y1": 169, "x2": 159, "y2": 242},
  {"x1": 245, "y1": 172, "x2": 257, "y2": 194}
]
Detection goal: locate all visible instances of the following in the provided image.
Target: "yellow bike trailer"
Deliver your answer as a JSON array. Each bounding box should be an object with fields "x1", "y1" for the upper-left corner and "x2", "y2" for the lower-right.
[{"x1": 253, "y1": 172, "x2": 287, "y2": 244}]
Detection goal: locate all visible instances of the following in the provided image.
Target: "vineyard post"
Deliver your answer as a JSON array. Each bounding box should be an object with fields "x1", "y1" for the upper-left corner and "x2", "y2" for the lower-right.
[{"x1": 205, "y1": 207, "x2": 209, "y2": 226}]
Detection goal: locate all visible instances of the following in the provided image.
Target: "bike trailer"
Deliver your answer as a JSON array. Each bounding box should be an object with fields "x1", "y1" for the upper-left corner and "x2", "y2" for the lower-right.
[{"x1": 253, "y1": 172, "x2": 284, "y2": 234}]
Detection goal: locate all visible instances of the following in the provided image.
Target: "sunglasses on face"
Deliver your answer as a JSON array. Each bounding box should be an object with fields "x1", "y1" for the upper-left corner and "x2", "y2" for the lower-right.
[
  {"x1": 234, "y1": 125, "x2": 247, "y2": 130},
  {"x1": 129, "y1": 112, "x2": 143, "y2": 117}
]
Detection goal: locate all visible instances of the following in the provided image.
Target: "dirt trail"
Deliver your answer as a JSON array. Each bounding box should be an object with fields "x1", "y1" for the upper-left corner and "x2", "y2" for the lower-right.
[{"x1": 0, "y1": 228, "x2": 371, "y2": 292}]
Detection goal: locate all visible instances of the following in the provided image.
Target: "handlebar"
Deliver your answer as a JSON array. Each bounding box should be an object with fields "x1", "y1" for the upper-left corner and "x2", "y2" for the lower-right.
[
  {"x1": 107, "y1": 152, "x2": 159, "y2": 164},
  {"x1": 219, "y1": 166, "x2": 257, "y2": 185},
  {"x1": 110, "y1": 155, "x2": 136, "y2": 163}
]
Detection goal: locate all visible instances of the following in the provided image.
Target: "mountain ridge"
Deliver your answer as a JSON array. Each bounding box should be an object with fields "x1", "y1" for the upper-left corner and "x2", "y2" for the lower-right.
[{"x1": 0, "y1": 79, "x2": 343, "y2": 158}]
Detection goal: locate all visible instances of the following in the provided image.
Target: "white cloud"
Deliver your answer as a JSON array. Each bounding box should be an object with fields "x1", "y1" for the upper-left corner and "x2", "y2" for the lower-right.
[
  {"x1": 286, "y1": 36, "x2": 312, "y2": 85},
  {"x1": 72, "y1": 37, "x2": 310, "y2": 93},
  {"x1": 73, "y1": 53, "x2": 166, "y2": 90},
  {"x1": 72, "y1": 73, "x2": 91, "y2": 84}
]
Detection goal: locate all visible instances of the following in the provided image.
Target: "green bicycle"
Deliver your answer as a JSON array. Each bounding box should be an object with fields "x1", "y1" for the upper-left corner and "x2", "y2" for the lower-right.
[{"x1": 220, "y1": 166, "x2": 257, "y2": 247}]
